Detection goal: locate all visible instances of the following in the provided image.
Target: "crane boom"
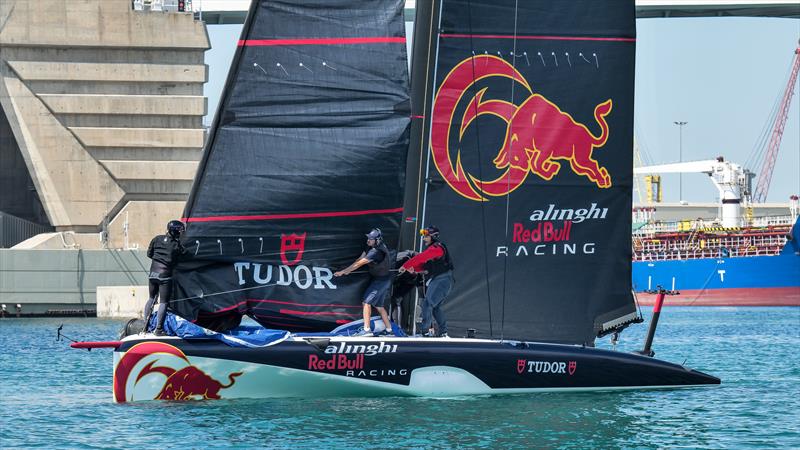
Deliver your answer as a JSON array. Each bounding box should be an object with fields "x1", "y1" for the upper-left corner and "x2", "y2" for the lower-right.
[
  {"x1": 635, "y1": 158, "x2": 752, "y2": 227},
  {"x1": 753, "y1": 41, "x2": 800, "y2": 203},
  {"x1": 634, "y1": 160, "x2": 720, "y2": 174}
]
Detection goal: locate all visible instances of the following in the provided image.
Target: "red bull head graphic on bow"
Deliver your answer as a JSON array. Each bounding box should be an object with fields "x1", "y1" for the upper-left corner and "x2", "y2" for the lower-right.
[
  {"x1": 431, "y1": 55, "x2": 613, "y2": 201},
  {"x1": 113, "y1": 342, "x2": 242, "y2": 402}
]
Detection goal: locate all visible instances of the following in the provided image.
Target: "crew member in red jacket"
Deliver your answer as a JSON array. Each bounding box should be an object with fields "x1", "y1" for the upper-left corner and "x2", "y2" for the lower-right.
[{"x1": 399, "y1": 226, "x2": 454, "y2": 337}]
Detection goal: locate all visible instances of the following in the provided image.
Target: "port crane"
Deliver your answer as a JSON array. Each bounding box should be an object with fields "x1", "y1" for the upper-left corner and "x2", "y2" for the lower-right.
[
  {"x1": 750, "y1": 40, "x2": 800, "y2": 203},
  {"x1": 634, "y1": 157, "x2": 751, "y2": 228},
  {"x1": 635, "y1": 40, "x2": 799, "y2": 222}
]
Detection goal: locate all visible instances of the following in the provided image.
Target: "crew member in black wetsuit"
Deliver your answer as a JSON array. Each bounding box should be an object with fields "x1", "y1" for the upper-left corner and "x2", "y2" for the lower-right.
[
  {"x1": 334, "y1": 228, "x2": 394, "y2": 336},
  {"x1": 143, "y1": 220, "x2": 186, "y2": 335}
]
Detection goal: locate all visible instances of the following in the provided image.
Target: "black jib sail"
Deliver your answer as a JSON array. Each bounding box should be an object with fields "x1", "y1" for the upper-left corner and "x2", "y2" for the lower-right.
[
  {"x1": 173, "y1": 0, "x2": 410, "y2": 331},
  {"x1": 406, "y1": 0, "x2": 640, "y2": 344}
]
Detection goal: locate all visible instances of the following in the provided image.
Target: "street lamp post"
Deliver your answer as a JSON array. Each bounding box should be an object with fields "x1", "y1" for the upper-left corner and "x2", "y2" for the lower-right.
[{"x1": 674, "y1": 121, "x2": 688, "y2": 201}]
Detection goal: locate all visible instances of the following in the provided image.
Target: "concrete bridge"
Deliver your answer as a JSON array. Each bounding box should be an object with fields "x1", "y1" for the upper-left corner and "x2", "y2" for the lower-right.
[{"x1": 193, "y1": 0, "x2": 800, "y2": 24}]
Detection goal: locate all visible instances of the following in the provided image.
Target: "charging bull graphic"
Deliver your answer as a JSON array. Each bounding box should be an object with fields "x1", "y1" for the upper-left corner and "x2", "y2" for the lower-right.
[
  {"x1": 113, "y1": 342, "x2": 242, "y2": 402},
  {"x1": 431, "y1": 55, "x2": 613, "y2": 201}
]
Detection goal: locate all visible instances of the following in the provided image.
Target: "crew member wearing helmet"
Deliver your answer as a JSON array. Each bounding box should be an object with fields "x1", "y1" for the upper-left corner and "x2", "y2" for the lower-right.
[
  {"x1": 399, "y1": 225, "x2": 454, "y2": 337},
  {"x1": 334, "y1": 228, "x2": 394, "y2": 336},
  {"x1": 143, "y1": 220, "x2": 187, "y2": 335}
]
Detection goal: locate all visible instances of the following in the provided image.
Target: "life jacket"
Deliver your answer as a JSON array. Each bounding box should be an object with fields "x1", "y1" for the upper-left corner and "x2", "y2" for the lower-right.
[
  {"x1": 147, "y1": 234, "x2": 184, "y2": 273},
  {"x1": 423, "y1": 241, "x2": 453, "y2": 277},
  {"x1": 368, "y1": 242, "x2": 391, "y2": 278}
]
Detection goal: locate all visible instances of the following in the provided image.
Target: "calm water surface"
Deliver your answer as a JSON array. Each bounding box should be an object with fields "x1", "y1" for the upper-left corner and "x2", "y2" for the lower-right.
[{"x1": 1, "y1": 307, "x2": 798, "y2": 449}]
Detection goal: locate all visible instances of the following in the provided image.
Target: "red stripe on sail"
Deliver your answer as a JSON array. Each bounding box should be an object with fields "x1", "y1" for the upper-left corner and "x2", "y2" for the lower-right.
[
  {"x1": 440, "y1": 33, "x2": 635, "y2": 42},
  {"x1": 250, "y1": 317, "x2": 317, "y2": 329},
  {"x1": 184, "y1": 207, "x2": 403, "y2": 223},
  {"x1": 250, "y1": 299, "x2": 362, "y2": 309},
  {"x1": 203, "y1": 299, "x2": 363, "y2": 315},
  {"x1": 239, "y1": 37, "x2": 406, "y2": 46},
  {"x1": 280, "y1": 309, "x2": 360, "y2": 317}
]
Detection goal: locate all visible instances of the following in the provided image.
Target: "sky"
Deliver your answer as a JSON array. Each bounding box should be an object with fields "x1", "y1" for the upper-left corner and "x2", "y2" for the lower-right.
[{"x1": 204, "y1": 17, "x2": 799, "y2": 204}]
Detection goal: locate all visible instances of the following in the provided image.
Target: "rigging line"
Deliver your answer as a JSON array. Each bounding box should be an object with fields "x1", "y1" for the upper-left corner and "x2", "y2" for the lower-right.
[
  {"x1": 105, "y1": 248, "x2": 144, "y2": 284},
  {"x1": 465, "y1": 0, "x2": 494, "y2": 337},
  {"x1": 128, "y1": 249, "x2": 150, "y2": 274},
  {"x1": 685, "y1": 259, "x2": 724, "y2": 306},
  {"x1": 499, "y1": 0, "x2": 520, "y2": 341},
  {"x1": 746, "y1": 61, "x2": 793, "y2": 170},
  {"x1": 631, "y1": 289, "x2": 644, "y2": 321},
  {"x1": 746, "y1": 85, "x2": 784, "y2": 170}
]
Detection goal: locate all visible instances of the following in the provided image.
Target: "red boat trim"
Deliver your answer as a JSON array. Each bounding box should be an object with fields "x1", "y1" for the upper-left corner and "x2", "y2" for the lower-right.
[
  {"x1": 238, "y1": 37, "x2": 406, "y2": 46},
  {"x1": 71, "y1": 341, "x2": 122, "y2": 349},
  {"x1": 440, "y1": 33, "x2": 636, "y2": 42},
  {"x1": 184, "y1": 207, "x2": 403, "y2": 223}
]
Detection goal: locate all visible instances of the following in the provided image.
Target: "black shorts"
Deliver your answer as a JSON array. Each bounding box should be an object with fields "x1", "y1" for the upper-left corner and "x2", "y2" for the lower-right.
[{"x1": 362, "y1": 277, "x2": 391, "y2": 307}]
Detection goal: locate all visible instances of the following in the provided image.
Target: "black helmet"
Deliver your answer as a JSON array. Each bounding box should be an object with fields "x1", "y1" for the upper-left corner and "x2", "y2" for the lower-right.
[
  {"x1": 365, "y1": 228, "x2": 383, "y2": 244},
  {"x1": 419, "y1": 225, "x2": 440, "y2": 239},
  {"x1": 167, "y1": 220, "x2": 185, "y2": 238}
]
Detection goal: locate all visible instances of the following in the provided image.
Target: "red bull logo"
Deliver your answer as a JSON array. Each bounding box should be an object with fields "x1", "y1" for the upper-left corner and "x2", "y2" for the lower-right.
[
  {"x1": 308, "y1": 354, "x2": 365, "y2": 371},
  {"x1": 431, "y1": 55, "x2": 613, "y2": 201},
  {"x1": 113, "y1": 342, "x2": 242, "y2": 402}
]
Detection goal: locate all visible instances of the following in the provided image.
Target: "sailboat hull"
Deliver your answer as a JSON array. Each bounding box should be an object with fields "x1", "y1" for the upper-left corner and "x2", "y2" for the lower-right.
[{"x1": 112, "y1": 336, "x2": 719, "y2": 402}]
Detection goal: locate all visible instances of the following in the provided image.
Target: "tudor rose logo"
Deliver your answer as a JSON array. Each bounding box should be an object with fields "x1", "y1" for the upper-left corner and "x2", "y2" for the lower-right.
[
  {"x1": 280, "y1": 233, "x2": 306, "y2": 266},
  {"x1": 431, "y1": 55, "x2": 613, "y2": 201}
]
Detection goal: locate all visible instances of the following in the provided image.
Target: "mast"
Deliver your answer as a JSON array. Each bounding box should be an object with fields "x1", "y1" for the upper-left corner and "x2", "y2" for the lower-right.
[
  {"x1": 400, "y1": 0, "x2": 439, "y2": 253},
  {"x1": 399, "y1": 0, "x2": 441, "y2": 329}
]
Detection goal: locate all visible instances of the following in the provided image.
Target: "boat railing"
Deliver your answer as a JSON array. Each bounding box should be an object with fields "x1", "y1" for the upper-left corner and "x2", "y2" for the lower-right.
[
  {"x1": 633, "y1": 214, "x2": 795, "y2": 237},
  {"x1": 632, "y1": 230, "x2": 788, "y2": 261},
  {"x1": 749, "y1": 215, "x2": 796, "y2": 228}
]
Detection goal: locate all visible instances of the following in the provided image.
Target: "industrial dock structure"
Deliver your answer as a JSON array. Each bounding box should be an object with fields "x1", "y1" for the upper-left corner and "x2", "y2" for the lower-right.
[
  {"x1": 0, "y1": 0, "x2": 798, "y2": 315},
  {"x1": 1, "y1": 0, "x2": 207, "y2": 314}
]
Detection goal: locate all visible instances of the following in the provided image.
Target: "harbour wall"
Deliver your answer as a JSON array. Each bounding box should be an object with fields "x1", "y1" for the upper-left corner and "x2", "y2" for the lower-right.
[
  {"x1": 96, "y1": 285, "x2": 148, "y2": 319},
  {"x1": 0, "y1": 249, "x2": 148, "y2": 316}
]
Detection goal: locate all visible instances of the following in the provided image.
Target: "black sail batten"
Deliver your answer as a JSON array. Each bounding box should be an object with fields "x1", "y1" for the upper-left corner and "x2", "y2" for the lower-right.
[
  {"x1": 412, "y1": 0, "x2": 639, "y2": 344},
  {"x1": 172, "y1": 0, "x2": 411, "y2": 332}
]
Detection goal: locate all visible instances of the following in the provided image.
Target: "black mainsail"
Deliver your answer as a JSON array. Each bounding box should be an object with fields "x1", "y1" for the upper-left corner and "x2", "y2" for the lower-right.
[
  {"x1": 405, "y1": 0, "x2": 641, "y2": 344},
  {"x1": 173, "y1": 0, "x2": 411, "y2": 331}
]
